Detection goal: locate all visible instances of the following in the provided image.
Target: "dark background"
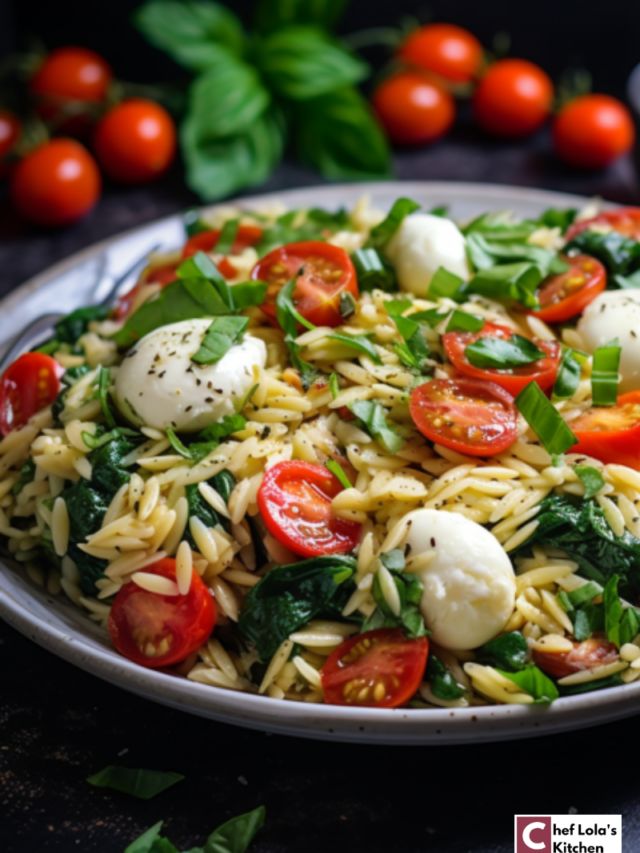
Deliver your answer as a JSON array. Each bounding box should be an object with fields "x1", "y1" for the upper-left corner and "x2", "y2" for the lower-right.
[{"x1": 2, "y1": 2, "x2": 640, "y2": 851}]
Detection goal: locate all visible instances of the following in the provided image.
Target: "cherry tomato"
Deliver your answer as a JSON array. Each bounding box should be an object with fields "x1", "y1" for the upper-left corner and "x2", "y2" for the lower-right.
[
  {"x1": 553, "y1": 95, "x2": 635, "y2": 169},
  {"x1": 442, "y1": 322, "x2": 560, "y2": 395},
  {"x1": 10, "y1": 138, "x2": 100, "y2": 227},
  {"x1": 321, "y1": 628, "x2": 429, "y2": 708},
  {"x1": 0, "y1": 353, "x2": 62, "y2": 436},
  {"x1": 31, "y1": 46, "x2": 112, "y2": 107},
  {"x1": 257, "y1": 460, "x2": 361, "y2": 558},
  {"x1": 570, "y1": 390, "x2": 640, "y2": 469},
  {"x1": 409, "y1": 377, "x2": 518, "y2": 457},
  {"x1": 533, "y1": 637, "x2": 618, "y2": 679},
  {"x1": 251, "y1": 240, "x2": 358, "y2": 327},
  {"x1": 473, "y1": 59, "x2": 553, "y2": 137},
  {"x1": 0, "y1": 110, "x2": 21, "y2": 176},
  {"x1": 108, "y1": 557, "x2": 216, "y2": 669},
  {"x1": 399, "y1": 23, "x2": 483, "y2": 83},
  {"x1": 113, "y1": 261, "x2": 179, "y2": 320},
  {"x1": 372, "y1": 71, "x2": 455, "y2": 145},
  {"x1": 94, "y1": 99, "x2": 176, "y2": 184},
  {"x1": 532, "y1": 255, "x2": 606, "y2": 324},
  {"x1": 566, "y1": 208, "x2": 640, "y2": 242},
  {"x1": 181, "y1": 224, "x2": 264, "y2": 280}
]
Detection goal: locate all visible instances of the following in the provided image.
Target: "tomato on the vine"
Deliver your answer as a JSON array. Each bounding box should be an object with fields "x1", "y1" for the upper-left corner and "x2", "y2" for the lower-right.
[
  {"x1": 553, "y1": 95, "x2": 635, "y2": 169},
  {"x1": 399, "y1": 23, "x2": 483, "y2": 83},
  {"x1": 372, "y1": 71, "x2": 455, "y2": 145},
  {"x1": 473, "y1": 59, "x2": 553, "y2": 137},
  {"x1": 31, "y1": 46, "x2": 112, "y2": 106},
  {"x1": 0, "y1": 352, "x2": 62, "y2": 435},
  {"x1": 0, "y1": 110, "x2": 21, "y2": 177}
]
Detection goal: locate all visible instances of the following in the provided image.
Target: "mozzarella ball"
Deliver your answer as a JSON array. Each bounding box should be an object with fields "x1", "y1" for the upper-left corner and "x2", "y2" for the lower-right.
[
  {"x1": 578, "y1": 289, "x2": 640, "y2": 393},
  {"x1": 114, "y1": 318, "x2": 266, "y2": 432},
  {"x1": 385, "y1": 213, "x2": 470, "y2": 296},
  {"x1": 404, "y1": 508, "x2": 516, "y2": 650}
]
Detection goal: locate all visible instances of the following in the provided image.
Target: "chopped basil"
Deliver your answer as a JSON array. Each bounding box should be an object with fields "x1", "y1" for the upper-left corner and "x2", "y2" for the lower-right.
[
  {"x1": 568, "y1": 581, "x2": 601, "y2": 607},
  {"x1": 388, "y1": 311, "x2": 430, "y2": 373},
  {"x1": 444, "y1": 309, "x2": 484, "y2": 332},
  {"x1": 11, "y1": 460, "x2": 36, "y2": 497},
  {"x1": 537, "y1": 207, "x2": 577, "y2": 233},
  {"x1": 214, "y1": 218, "x2": 240, "y2": 254},
  {"x1": 328, "y1": 372, "x2": 340, "y2": 399},
  {"x1": 54, "y1": 304, "x2": 109, "y2": 344},
  {"x1": 87, "y1": 766, "x2": 183, "y2": 800},
  {"x1": 367, "y1": 197, "x2": 420, "y2": 250},
  {"x1": 327, "y1": 332, "x2": 381, "y2": 363},
  {"x1": 603, "y1": 574, "x2": 640, "y2": 648},
  {"x1": 566, "y1": 229, "x2": 640, "y2": 279},
  {"x1": 497, "y1": 665, "x2": 559, "y2": 704},
  {"x1": 171, "y1": 415, "x2": 247, "y2": 464},
  {"x1": 477, "y1": 631, "x2": 529, "y2": 672},
  {"x1": 325, "y1": 458, "x2": 351, "y2": 490},
  {"x1": 191, "y1": 316, "x2": 249, "y2": 365},
  {"x1": 427, "y1": 266, "x2": 465, "y2": 301},
  {"x1": 363, "y1": 552, "x2": 428, "y2": 639},
  {"x1": 464, "y1": 334, "x2": 546, "y2": 369},
  {"x1": 95, "y1": 367, "x2": 116, "y2": 429},
  {"x1": 276, "y1": 278, "x2": 315, "y2": 335},
  {"x1": 426, "y1": 654, "x2": 465, "y2": 700},
  {"x1": 552, "y1": 347, "x2": 581, "y2": 399},
  {"x1": 352, "y1": 247, "x2": 396, "y2": 292},
  {"x1": 515, "y1": 382, "x2": 577, "y2": 455},
  {"x1": 591, "y1": 340, "x2": 621, "y2": 406},
  {"x1": 575, "y1": 465, "x2": 605, "y2": 499},
  {"x1": 347, "y1": 400, "x2": 404, "y2": 452},
  {"x1": 339, "y1": 291, "x2": 356, "y2": 319}
]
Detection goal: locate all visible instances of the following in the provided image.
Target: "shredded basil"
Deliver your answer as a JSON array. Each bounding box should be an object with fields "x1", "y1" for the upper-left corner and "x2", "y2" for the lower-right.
[
  {"x1": 347, "y1": 400, "x2": 404, "y2": 452},
  {"x1": 327, "y1": 332, "x2": 381, "y2": 363},
  {"x1": 325, "y1": 458, "x2": 351, "y2": 490},
  {"x1": 515, "y1": 382, "x2": 577, "y2": 455},
  {"x1": 191, "y1": 315, "x2": 249, "y2": 364}
]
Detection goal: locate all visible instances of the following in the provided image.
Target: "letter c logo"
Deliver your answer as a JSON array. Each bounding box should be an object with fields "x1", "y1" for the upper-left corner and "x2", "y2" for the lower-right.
[{"x1": 522, "y1": 822, "x2": 547, "y2": 850}]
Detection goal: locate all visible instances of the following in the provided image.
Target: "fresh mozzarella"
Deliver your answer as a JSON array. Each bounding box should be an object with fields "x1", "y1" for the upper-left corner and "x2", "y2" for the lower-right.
[
  {"x1": 385, "y1": 213, "x2": 470, "y2": 296},
  {"x1": 114, "y1": 319, "x2": 266, "y2": 432},
  {"x1": 403, "y1": 508, "x2": 516, "y2": 650},
  {"x1": 578, "y1": 289, "x2": 640, "y2": 393}
]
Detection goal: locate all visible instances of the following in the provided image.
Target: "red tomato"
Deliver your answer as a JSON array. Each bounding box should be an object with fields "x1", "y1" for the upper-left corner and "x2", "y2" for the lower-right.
[
  {"x1": 532, "y1": 255, "x2": 606, "y2": 324},
  {"x1": 533, "y1": 637, "x2": 618, "y2": 679},
  {"x1": 94, "y1": 99, "x2": 176, "y2": 184},
  {"x1": 0, "y1": 353, "x2": 62, "y2": 435},
  {"x1": 409, "y1": 377, "x2": 518, "y2": 456},
  {"x1": 570, "y1": 391, "x2": 640, "y2": 469},
  {"x1": 251, "y1": 240, "x2": 358, "y2": 327},
  {"x1": 108, "y1": 558, "x2": 216, "y2": 669},
  {"x1": 399, "y1": 23, "x2": 483, "y2": 83},
  {"x1": 372, "y1": 72, "x2": 455, "y2": 145},
  {"x1": 321, "y1": 629, "x2": 429, "y2": 708},
  {"x1": 566, "y1": 208, "x2": 640, "y2": 242},
  {"x1": 0, "y1": 110, "x2": 21, "y2": 176},
  {"x1": 473, "y1": 59, "x2": 553, "y2": 137},
  {"x1": 10, "y1": 138, "x2": 100, "y2": 227},
  {"x1": 257, "y1": 460, "x2": 361, "y2": 558},
  {"x1": 442, "y1": 322, "x2": 560, "y2": 395},
  {"x1": 113, "y1": 261, "x2": 179, "y2": 320},
  {"x1": 181, "y1": 225, "x2": 263, "y2": 264},
  {"x1": 31, "y1": 46, "x2": 112, "y2": 105},
  {"x1": 553, "y1": 95, "x2": 635, "y2": 169}
]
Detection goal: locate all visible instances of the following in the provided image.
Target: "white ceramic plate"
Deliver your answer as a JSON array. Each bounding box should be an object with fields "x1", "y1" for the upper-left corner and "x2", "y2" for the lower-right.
[{"x1": 2, "y1": 181, "x2": 637, "y2": 745}]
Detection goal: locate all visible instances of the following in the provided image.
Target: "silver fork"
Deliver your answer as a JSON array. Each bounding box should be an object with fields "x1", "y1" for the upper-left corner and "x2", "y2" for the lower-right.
[{"x1": 0, "y1": 244, "x2": 161, "y2": 370}]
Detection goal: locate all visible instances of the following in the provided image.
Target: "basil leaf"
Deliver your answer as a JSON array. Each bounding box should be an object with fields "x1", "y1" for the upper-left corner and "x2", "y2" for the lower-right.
[
  {"x1": 426, "y1": 654, "x2": 465, "y2": 700},
  {"x1": 603, "y1": 574, "x2": 640, "y2": 648},
  {"x1": 258, "y1": 26, "x2": 367, "y2": 100},
  {"x1": 389, "y1": 313, "x2": 430, "y2": 373},
  {"x1": 515, "y1": 382, "x2": 577, "y2": 455},
  {"x1": 427, "y1": 266, "x2": 465, "y2": 301},
  {"x1": 192, "y1": 316, "x2": 249, "y2": 364},
  {"x1": 286, "y1": 339, "x2": 318, "y2": 389},
  {"x1": 182, "y1": 107, "x2": 284, "y2": 202},
  {"x1": 352, "y1": 248, "x2": 396, "y2": 292},
  {"x1": 295, "y1": 86, "x2": 391, "y2": 180},
  {"x1": 464, "y1": 334, "x2": 546, "y2": 369},
  {"x1": 124, "y1": 821, "x2": 170, "y2": 853},
  {"x1": 135, "y1": 1, "x2": 245, "y2": 70},
  {"x1": 347, "y1": 400, "x2": 404, "y2": 452},
  {"x1": 384, "y1": 298, "x2": 412, "y2": 317},
  {"x1": 466, "y1": 233, "x2": 567, "y2": 276},
  {"x1": 498, "y1": 665, "x2": 559, "y2": 704},
  {"x1": 575, "y1": 465, "x2": 605, "y2": 499},
  {"x1": 537, "y1": 207, "x2": 577, "y2": 232},
  {"x1": 591, "y1": 340, "x2": 621, "y2": 406},
  {"x1": 566, "y1": 229, "x2": 640, "y2": 276},
  {"x1": 327, "y1": 332, "x2": 381, "y2": 364},
  {"x1": 326, "y1": 458, "x2": 351, "y2": 489},
  {"x1": 87, "y1": 766, "x2": 184, "y2": 800},
  {"x1": 477, "y1": 631, "x2": 529, "y2": 672},
  {"x1": 204, "y1": 805, "x2": 267, "y2": 853},
  {"x1": 463, "y1": 211, "x2": 537, "y2": 240},
  {"x1": 276, "y1": 279, "x2": 315, "y2": 335},
  {"x1": 444, "y1": 309, "x2": 484, "y2": 333},
  {"x1": 365, "y1": 561, "x2": 428, "y2": 639},
  {"x1": 368, "y1": 197, "x2": 420, "y2": 251},
  {"x1": 254, "y1": 0, "x2": 347, "y2": 32},
  {"x1": 55, "y1": 305, "x2": 109, "y2": 344},
  {"x1": 553, "y1": 347, "x2": 581, "y2": 399},
  {"x1": 212, "y1": 218, "x2": 239, "y2": 255}
]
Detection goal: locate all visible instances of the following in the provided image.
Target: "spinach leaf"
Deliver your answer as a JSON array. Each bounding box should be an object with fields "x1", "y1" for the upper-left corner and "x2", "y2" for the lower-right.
[
  {"x1": 11, "y1": 460, "x2": 36, "y2": 497},
  {"x1": 603, "y1": 574, "x2": 640, "y2": 648},
  {"x1": 425, "y1": 655, "x2": 465, "y2": 700},
  {"x1": 89, "y1": 435, "x2": 137, "y2": 495},
  {"x1": 185, "y1": 469, "x2": 235, "y2": 545},
  {"x1": 55, "y1": 305, "x2": 109, "y2": 344},
  {"x1": 477, "y1": 631, "x2": 529, "y2": 671},
  {"x1": 238, "y1": 555, "x2": 356, "y2": 660},
  {"x1": 192, "y1": 316, "x2": 249, "y2": 365},
  {"x1": 87, "y1": 766, "x2": 184, "y2": 800},
  {"x1": 566, "y1": 229, "x2": 640, "y2": 278},
  {"x1": 498, "y1": 665, "x2": 559, "y2": 704},
  {"x1": 363, "y1": 552, "x2": 428, "y2": 639},
  {"x1": 464, "y1": 334, "x2": 546, "y2": 369},
  {"x1": 559, "y1": 674, "x2": 624, "y2": 696},
  {"x1": 188, "y1": 415, "x2": 247, "y2": 463},
  {"x1": 347, "y1": 400, "x2": 404, "y2": 453},
  {"x1": 466, "y1": 233, "x2": 567, "y2": 277},
  {"x1": 367, "y1": 197, "x2": 420, "y2": 251},
  {"x1": 51, "y1": 365, "x2": 91, "y2": 422},
  {"x1": 575, "y1": 465, "x2": 605, "y2": 499}
]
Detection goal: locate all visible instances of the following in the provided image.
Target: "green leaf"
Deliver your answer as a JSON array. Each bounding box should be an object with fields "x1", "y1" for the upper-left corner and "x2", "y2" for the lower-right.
[
  {"x1": 87, "y1": 766, "x2": 184, "y2": 800},
  {"x1": 498, "y1": 665, "x2": 559, "y2": 704},
  {"x1": 124, "y1": 821, "x2": 168, "y2": 853},
  {"x1": 329, "y1": 372, "x2": 340, "y2": 399},
  {"x1": 258, "y1": 26, "x2": 367, "y2": 101},
  {"x1": 466, "y1": 233, "x2": 567, "y2": 277},
  {"x1": 575, "y1": 465, "x2": 605, "y2": 499},
  {"x1": 568, "y1": 581, "x2": 601, "y2": 607},
  {"x1": 566, "y1": 229, "x2": 640, "y2": 276},
  {"x1": 515, "y1": 382, "x2": 577, "y2": 456},
  {"x1": 602, "y1": 574, "x2": 640, "y2": 648},
  {"x1": 182, "y1": 108, "x2": 284, "y2": 202},
  {"x1": 166, "y1": 428, "x2": 194, "y2": 460},
  {"x1": 95, "y1": 366, "x2": 116, "y2": 429},
  {"x1": 276, "y1": 279, "x2": 315, "y2": 336},
  {"x1": 295, "y1": 87, "x2": 391, "y2": 180},
  {"x1": 352, "y1": 248, "x2": 396, "y2": 292},
  {"x1": 192, "y1": 316, "x2": 249, "y2": 364},
  {"x1": 365, "y1": 559, "x2": 428, "y2": 639},
  {"x1": 464, "y1": 334, "x2": 546, "y2": 369},
  {"x1": 135, "y1": 1, "x2": 245, "y2": 70},
  {"x1": 347, "y1": 400, "x2": 404, "y2": 453},
  {"x1": 214, "y1": 219, "x2": 240, "y2": 255},
  {"x1": 591, "y1": 341, "x2": 621, "y2": 406},
  {"x1": 367, "y1": 197, "x2": 420, "y2": 251},
  {"x1": 204, "y1": 805, "x2": 266, "y2": 853},
  {"x1": 326, "y1": 332, "x2": 381, "y2": 363},
  {"x1": 477, "y1": 632, "x2": 529, "y2": 672},
  {"x1": 427, "y1": 267, "x2": 465, "y2": 301},
  {"x1": 254, "y1": 0, "x2": 347, "y2": 32},
  {"x1": 426, "y1": 654, "x2": 465, "y2": 700},
  {"x1": 444, "y1": 309, "x2": 484, "y2": 333},
  {"x1": 388, "y1": 312, "x2": 431, "y2": 373},
  {"x1": 559, "y1": 674, "x2": 624, "y2": 695},
  {"x1": 325, "y1": 458, "x2": 351, "y2": 489},
  {"x1": 186, "y1": 60, "x2": 271, "y2": 139},
  {"x1": 12, "y1": 459, "x2": 36, "y2": 497},
  {"x1": 55, "y1": 305, "x2": 109, "y2": 344},
  {"x1": 553, "y1": 347, "x2": 581, "y2": 400},
  {"x1": 537, "y1": 207, "x2": 577, "y2": 233},
  {"x1": 465, "y1": 262, "x2": 544, "y2": 310}
]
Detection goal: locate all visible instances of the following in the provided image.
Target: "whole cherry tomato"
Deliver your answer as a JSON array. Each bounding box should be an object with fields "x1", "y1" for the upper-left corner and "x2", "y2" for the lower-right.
[
  {"x1": 399, "y1": 23, "x2": 483, "y2": 83},
  {"x1": 473, "y1": 59, "x2": 553, "y2": 137},
  {"x1": 31, "y1": 46, "x2": 112, "y2": 104},
  {"x1": 10, "y1": 138, "x2": 101, "y2": 226},
  {"x1": 372, "y1": 71, "x2": 455, "y2": 145},
  {"x1": 553, "y1": 95, "x2": 635, "y2": 169},
  {"x1": 94, "y1": 99, "x2": 176, "y2": 184},
  {"x1": 0, "y1": 110, "x2": 21, "y2": 177}
]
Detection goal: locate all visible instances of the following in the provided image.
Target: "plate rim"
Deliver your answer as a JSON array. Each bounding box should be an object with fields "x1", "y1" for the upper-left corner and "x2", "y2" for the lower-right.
[{"x1": 2, "y1": 179, "x2": 637, "y2": 744}]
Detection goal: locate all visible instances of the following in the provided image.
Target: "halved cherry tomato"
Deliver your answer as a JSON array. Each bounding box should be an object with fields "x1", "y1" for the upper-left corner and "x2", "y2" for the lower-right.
[
  {"x1": 108, "y1": 557, "x2": 216, "y2": 669},
  {"x1": 321, "y1": 628, "x2": 429, "y2": 708},
  {"x1": 442, "y1": 322, "x2": 560, "y2": 395},
  {"x1": 258, "y1": 460, "x2": 361, "y2": 558},
  {"x1": 566, "y1": 207, "x2": 640, "y2": 242},
  {"x1": 251, "y1": 241, "x2": 358, "y2": 327},
  {"x1": 409, "y1": 377, "x2": 518, "y2": 456},
  {"x1": 553, "y1": 95, "x2": 635, "y2": 169},
  {"x1": 0, "y1": 353, "x2": 62, "y2": 436},
  {"x1": 473, "y1": 58, "x2": 553, "y2": 137},
  {"x1": 398, "y1": 23, "x2": 483, "y2": 83},
  {"x1": 532, "y1": 255, "x2": 606, "y2": 324},
  {"x1": 533, "y1": 637, "x2": 618, "y2": 679},
  {"x1": 570, "y1": 390, "x2": 640, "y2": 469},
  {"x1": 181, "y1": 225, "x2": 263, "y2": 259},
  {"x1": 113, "y1": 261, "x2": 179, "y2": 320}
]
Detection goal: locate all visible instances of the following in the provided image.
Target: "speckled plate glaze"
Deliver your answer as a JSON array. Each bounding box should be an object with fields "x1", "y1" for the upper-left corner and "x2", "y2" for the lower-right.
[{"x1": 2, "y1": 181, "x2": 638, "y2": 744}]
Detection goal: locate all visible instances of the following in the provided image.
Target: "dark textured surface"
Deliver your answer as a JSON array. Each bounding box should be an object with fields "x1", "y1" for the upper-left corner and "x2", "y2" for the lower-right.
[{"x1": 3, "y1": 130, "x2": 640, "y2": 852}]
